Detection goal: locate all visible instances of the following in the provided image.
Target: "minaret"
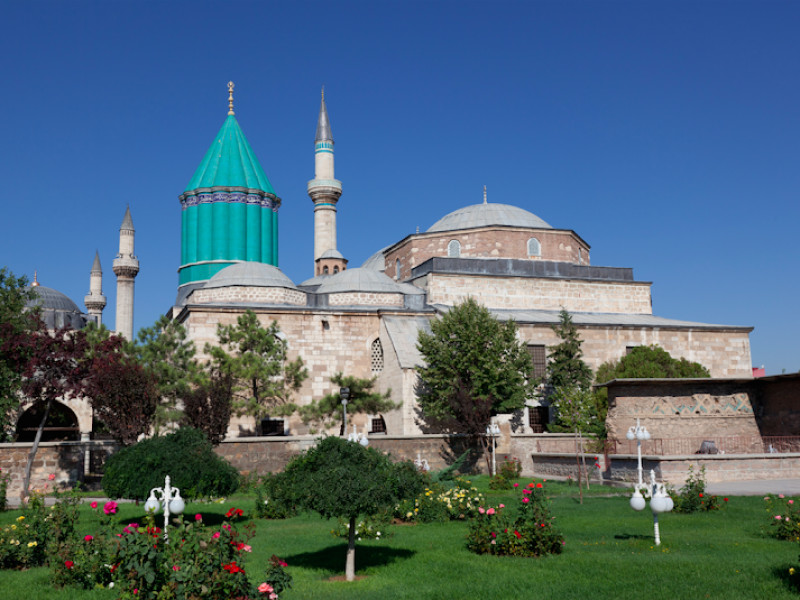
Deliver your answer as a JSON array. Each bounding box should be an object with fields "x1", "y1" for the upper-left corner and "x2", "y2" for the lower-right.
[
  {"x1": 113, "y1": 206, "x2": 139, "y2": 339},
  {"x1": 84, "y1": 251, "x2": 107, "y2": 325},
  {"x1": 307, "y1": 88, "x2": 344, "y2": 275}
]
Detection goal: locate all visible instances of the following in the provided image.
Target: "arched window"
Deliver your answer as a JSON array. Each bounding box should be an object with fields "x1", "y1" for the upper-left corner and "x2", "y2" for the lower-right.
[
  {"x1": 333, "y1": 266, "x2": 339, "y2": 274},
  {"x1": 527, "y1": 237, "x2": 541, "y2": 257},
  {"x1": 448, "y1": 239, "x2": 461, "y2": 258},
  {"x1": 371, "y1": 338, "x2": 384, "y2": 374},
  {"x1": 16, "y1": 401, "x2": 80, "y2": 442},
  {"x1": 323, "y1": 266, "x2": 329, "y2": 274}
]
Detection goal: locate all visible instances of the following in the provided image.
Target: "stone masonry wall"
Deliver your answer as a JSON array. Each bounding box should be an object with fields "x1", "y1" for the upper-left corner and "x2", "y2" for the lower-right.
[
  {"x1": 328, "y1": 292, "x2": 404, "y2": 306},
  {"x1": 191, "y1": 286, "x2": 306, "y2": 305},
  {"x1": 385, "y1": 228, "x2": 589, "y2": 280},
  {"x1": 424, "y1": 273, "x2": 653, "y2": 314}
]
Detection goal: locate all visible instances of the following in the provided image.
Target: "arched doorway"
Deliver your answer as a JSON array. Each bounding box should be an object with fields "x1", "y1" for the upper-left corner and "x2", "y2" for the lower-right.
[{"x1": 16, "y1": 401, "x2": 80, "y2": 442}]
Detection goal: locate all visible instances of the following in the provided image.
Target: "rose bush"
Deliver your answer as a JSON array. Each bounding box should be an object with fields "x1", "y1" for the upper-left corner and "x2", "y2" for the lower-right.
[{"x1": 394, "y1": 478, "x2": 485, "y2": 523}]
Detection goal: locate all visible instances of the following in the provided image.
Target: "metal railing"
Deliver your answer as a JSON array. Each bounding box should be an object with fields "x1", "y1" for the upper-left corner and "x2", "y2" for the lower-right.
[{"x1": 607, "y1": 436, "x2": 800, "y2": 456}]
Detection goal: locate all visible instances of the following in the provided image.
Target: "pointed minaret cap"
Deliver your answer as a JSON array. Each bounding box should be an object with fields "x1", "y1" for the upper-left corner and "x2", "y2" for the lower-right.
[
  {"x1": 121, "y1": 206, "x2": 134, "y2": 231},
  {"x1": 91, "y1": 251, "x2": 102, "y2": 273},
  {"x1": 315, "y1": 87, "x2": 333, "y2": 142},
  {"x1": 483, "y1": 185, "x2": 488, "y2": 204},
  {"x1": 32, "y1": 270, "x2": 40, "y2": 287}
]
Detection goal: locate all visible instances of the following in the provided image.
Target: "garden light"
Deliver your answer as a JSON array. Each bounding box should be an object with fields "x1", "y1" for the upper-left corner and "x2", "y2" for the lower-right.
[
  {"x1": 144, "y1": 475, "x2": 185, "y2": 542},
  {"x1": 486, "y1": 422, "x2": 501, "y2": 476},
  {"x1": 340, "y1": 386, "x2": 350, "y2": 436},
  {"x1": 627, "y1": 420, "x2": 672, "y2": 545}
]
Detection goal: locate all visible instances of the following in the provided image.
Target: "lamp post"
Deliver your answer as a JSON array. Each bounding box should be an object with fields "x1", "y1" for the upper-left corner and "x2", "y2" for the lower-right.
[
  {"x1": 144, "y1": 475, "x2": 185, "y2": 542},
  {"x1": 486, "y1": 421, "x2": 501, "y2": 476},
  {"x1": 347, "y1": 423, "x2": 369, "y2": 446},
  {"x1": 340, "y1": 386, "x2": 350, "y2": 436},
  {"x1": 626, "y1": 419, "x2": 673, "y2": 545}
]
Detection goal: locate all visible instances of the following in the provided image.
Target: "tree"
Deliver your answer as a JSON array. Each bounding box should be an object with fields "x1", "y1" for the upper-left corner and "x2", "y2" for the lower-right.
[
  {"x1": 87, "y1": 336, "x2": 159, "y2": 445},
  {"x1": 206, "y1": 311, "x2": 308, "y2": 428},
  {"x1": 299, "y1": 372, "x2": 398, "y2": 433},
  {"x1": 0, "y1": 268, "x2": 37, "y2": 438},
  {"x1": 134, "y1": 315, "x2": 200, "y2": 434},
  {"x1": 547, "y1": 308, "x2": 593, "y2": 392},
  {"x1": 416, "y1": 298, "x2": 534, "y2": 470},
  {"x1": 17, "y1": 323, "x2": 91, "y2": 502},
  {"x1": 180, "y1": 367, "x2": 233, "y2": 445},
  {"x1": 270, "y1": 436, "x2": 424, "y2": 581}
]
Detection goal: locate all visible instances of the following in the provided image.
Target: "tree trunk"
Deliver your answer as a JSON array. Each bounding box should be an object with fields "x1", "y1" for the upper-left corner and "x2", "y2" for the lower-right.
[
  {"x1": 482, "y1": 434, "x2": 492, "y2": 475},
  {"x1": 346, "y1": 515, "x2": 356, "y2": 581},
  {"x1": 579, "y1": 431, "x2": 591, "y2": 490},
  {"x1": 21, "y1": 398, "x2": 52, "y2": 505}
]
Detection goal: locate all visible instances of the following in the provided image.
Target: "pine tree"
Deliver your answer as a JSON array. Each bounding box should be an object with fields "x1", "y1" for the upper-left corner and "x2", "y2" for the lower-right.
[{"x1": 547, "y1": 308, "x2": 593, "y2": 392}]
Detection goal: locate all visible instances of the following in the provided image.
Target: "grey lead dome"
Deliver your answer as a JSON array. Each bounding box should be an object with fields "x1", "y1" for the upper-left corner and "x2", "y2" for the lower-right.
[
  {"x1": 427, "y1": 202, "x2": 552, "y2": 233},
  {"x1": 203, "y1": 262, "x2": 297, "y2": 290}
]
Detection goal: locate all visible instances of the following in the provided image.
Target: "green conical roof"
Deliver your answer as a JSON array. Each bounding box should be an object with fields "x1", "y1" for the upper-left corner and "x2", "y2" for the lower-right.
[{"x1": 185, "y1": 115, "x2": 275, "y2": 193}]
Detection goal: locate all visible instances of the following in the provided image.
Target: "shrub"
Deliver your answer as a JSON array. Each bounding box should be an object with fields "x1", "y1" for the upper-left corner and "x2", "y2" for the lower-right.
[
  {"x1": 332, "y1": 513, "x2": 391, "y2": 541},
  {"x1": 489, "y1": 458, "x2": 522, "y2": 490},
  {"x1": 102, "y1": 427, "x2": 240, "y2": 500},
  {"x1": 51, "y1": 507, "x2": 292, "y2": 599},
  {"x1": 466, "y1": 480, "x2": 564, "y2": 557},
  {"x1": 254, "y1": 474, "x2": 297, "y2": 520},
  {"x1": 669, "y1": 465, "x2": 722, "y2": 513},
  {"x1": 394, "y1": 478, "x2": 485, "y2": 523},
  {"x1": 763, "y1": 494, "x2": 800, "y2": 541}
]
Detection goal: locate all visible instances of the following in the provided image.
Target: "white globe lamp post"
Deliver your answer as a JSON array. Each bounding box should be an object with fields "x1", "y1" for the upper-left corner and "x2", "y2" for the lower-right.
[{"x1": 626, "y1": 420, "x2": 672, "y2": 545}]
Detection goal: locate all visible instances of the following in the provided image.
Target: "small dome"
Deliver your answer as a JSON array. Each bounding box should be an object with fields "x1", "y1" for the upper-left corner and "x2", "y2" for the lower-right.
[
  {"x1": 26, "y1": 285, "x2": 81, "y2": 313},
  {"x1": 361, "y1": 247, "x2": 389, "y2": 271},
  {"x1": 316, "y1": 267, "x2": 415, "y2": 294},
  {"x1": 427, "y1": 202, "x2": 552, "y2": 233},
  {"x1": 319, "y1": 249, "x2": 344, "y2": 259},
  {"x1": 203, "y1": 262, "x2": 297, "y2": 290}
]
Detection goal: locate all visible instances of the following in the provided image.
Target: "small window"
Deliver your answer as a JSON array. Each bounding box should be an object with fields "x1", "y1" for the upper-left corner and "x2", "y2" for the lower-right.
[
  {"x1": 395, "y1": 259, "x2": 401, "y2": 280},
  {"x1": 448, "y1": 240, "x2": 461, "y2": 258},
  {"x1": 323, "y1": 266, "x2": 329, "y2": 274},
  {"x1": 260, "y1": 419, "x2": 284, "y2": 436},
  {"x1": 371, "y1": 338, "x2": 384, "y2": 374},
  {"x1": 333, "y1": 266, "x2": 339, "y2": 274},
  {"x1": 578, "y1": 248, "x2": 583, "y2": 264},
  {"x1": 527, "y1": 344, "x2": 547, "y2": 379},
  {"x1": 527, "y1": 238, "x2": 541, "y2": 257},
  {"x1": 625, "y1": 346, "x2": 637, "y2": 356},
  {"x1": 528, "y1": 406, "x2": 549, "y2": 433},
  {"x1": 370, "y1": 416, "x2": 387, "y2": 434}
]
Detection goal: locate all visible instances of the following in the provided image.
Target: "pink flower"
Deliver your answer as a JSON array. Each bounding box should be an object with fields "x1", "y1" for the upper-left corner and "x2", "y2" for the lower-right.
[
  {"x1": 242, "y1": 544, "x2": 252, "y2": 552},
  {"x1": 764, "y1": 496, "x2": 770, "y2": 501},
  {"x1": 84, "y1": 535, "x2": 93, "y2": 542},
  {"x1": 173, "y1": 565, "x2": 180, "y2": 571},
  {"x1": 104, "y1": 501, "x2": 118, "y2": 515},
  {"x1": 90, "y1": 501, "x2": 98, "y2": 509},
  {"x1": 790, "y1": 500, "x2": 794, "y2": 505},
  {"x1": 490, "y1": 540, "x2": 496, "y2": 545},
  {"x1": 487, "y1": 508, "x2": 495, "y2": 515},
  {"x1": 270, "y1": 594, "x2": 278, "y2": 600},
  {"x1": 522, "y1": 497, "x2": 530, "y2": 504},
  {"x1": 499, "y1": 504, "x2": 505, "y2": 508},
  {"x1": 48, "y1": 473, "x2": 56, "y2": 481},
  {"x1": 130, "y1": 523, "x2": 139, "y2": 529},
  {"x1": 513, "y1": 483, "x2": 519, "y2": 488},
  {"x1": 491, "y1": 531, "x2": 496, "y2": 538},
  {"x1": 212, "y1": 532, "x2": 221, "y2": 539},
  {"x1": 195, "y1": 514, "x2": 202, "y2": 521},
  {"x1": 258, "y1": 582, "x2": 274, "y2": 594},
  {"x1": 775, "y1": 515, "x2": 783, "y2": 520},
  {"x1": 780, "y1": 494, "x2": 785, "y2": 499}
]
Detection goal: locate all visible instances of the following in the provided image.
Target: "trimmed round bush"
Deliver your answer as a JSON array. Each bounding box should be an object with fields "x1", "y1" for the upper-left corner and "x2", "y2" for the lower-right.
[{"x1": 102, "y1": 427, "x2": 240, "y2": 500}]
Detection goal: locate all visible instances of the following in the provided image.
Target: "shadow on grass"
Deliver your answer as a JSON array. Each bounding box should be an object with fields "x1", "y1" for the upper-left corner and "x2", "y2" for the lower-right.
[
  {"x1": 613, "y1": 533, "x2": 652, "y2": 540},
  {"x1": 772, "y1": 564, "x2": 800, "y2": 593},
  {"x1": 284, "y1": 543, "x2": 415, "y2": 573}
]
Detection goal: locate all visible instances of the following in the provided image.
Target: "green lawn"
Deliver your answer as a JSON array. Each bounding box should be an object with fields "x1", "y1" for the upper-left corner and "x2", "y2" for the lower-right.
[{"x1": 0, "y1": 481, "x2": 797, "y2": 600}]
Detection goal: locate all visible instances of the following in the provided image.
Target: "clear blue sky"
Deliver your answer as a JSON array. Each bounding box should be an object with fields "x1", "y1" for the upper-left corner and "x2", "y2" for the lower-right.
[{"x1": 1, "y1": 1, "x2": 797, "y2": 374}]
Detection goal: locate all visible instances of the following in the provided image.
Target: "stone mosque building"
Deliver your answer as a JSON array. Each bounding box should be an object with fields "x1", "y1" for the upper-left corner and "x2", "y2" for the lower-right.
[{"x1": 18, "y1": 84, "x2": 754, "y2": 441}]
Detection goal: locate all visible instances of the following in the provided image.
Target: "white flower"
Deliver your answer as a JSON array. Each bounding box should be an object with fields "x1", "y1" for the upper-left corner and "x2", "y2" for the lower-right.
[{"x1": 108, "y1": 582, "x2": 114, "y2": 589}]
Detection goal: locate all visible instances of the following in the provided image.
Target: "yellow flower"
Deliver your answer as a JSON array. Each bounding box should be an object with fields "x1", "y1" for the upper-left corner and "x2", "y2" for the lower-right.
[
  {"x1": 10, "y1": 525, "x2": 16, "y2": 531},
  {"x1": 16, "y1": 516, "x2": 24, "y2": 522},
  {"x1": 791, "y1": 568, "x2": 796, "y2": 576},
  {"x1": 27, "y1": 541, "x2": 37, "y2": 548}
]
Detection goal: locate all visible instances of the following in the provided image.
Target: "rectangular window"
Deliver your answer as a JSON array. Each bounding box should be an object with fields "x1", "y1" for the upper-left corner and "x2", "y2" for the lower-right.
[
  {"x1": 626, "y1": 346, "x2": 637, "y2": 355},
  {"x1": 370, "y1": 417, "x2": 387, "y2": 434},
  {"x1": 527, "y1": 344, "x2": 547, "y2": 379},
  {"x1": 260, "y1": 419, "x2": 284, "y2": 436},
  {"x1": 528, "y1": 406, "x2": 549, "y2": 433}
]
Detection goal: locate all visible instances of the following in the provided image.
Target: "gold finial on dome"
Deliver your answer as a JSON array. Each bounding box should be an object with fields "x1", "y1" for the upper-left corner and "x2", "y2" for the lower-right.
[
  {"x1": 228, "y1": 81, "x2": 235, "y2": 115},
  {"x1": 32, "y1": 270, "x2": 40, "y2": 287}
]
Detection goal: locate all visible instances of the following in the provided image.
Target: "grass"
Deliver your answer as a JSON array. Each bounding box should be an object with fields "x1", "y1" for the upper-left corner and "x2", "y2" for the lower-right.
[{"x1": 0, "y1": 479, "x2": 798, "y2": 600}]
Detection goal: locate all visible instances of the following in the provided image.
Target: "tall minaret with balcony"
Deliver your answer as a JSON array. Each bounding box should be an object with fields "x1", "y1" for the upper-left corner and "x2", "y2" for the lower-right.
[
  {"x1": 84, "y1": 251, "x2": 106, "y2": 325},
  {"x1": 307, "y1": 88, "x2": 346, "y2": 276},
  {"x1": 113, "y1": 206, "x2": 139, "y2": 339}
]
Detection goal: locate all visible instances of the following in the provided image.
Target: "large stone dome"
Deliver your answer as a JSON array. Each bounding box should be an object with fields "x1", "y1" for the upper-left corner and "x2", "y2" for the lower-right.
[
  {"x1": 203, "y1": 262, "x2": 297, "y2": 290},
  {"x1": 427, "y1": 202, "x2": 552, "y2": 233},
  {"x1": 26, "y1": 285, "x2": 87, "y2": 330},
  {"x1": 316, "y1": 267, "x2": 421, "y2": 295}
]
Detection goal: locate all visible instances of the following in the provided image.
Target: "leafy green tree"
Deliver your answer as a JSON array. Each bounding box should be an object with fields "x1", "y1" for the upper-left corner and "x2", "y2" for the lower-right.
[
  {"x1": 180, "y1": 367, "x2": 233, "y2": 445},
  {"x1": 547, "y1": 308, "x2": 593, "y2": 392},
  {"x1": 270, "y1": 436, "x2": 424, "y2": 581},
  {"x1": 416, "y1": 298, "x2": 534, "y2": 469},
  {"x1": 0, "y1": 268, "x2": 37, "y2": 438},
  {"x1": 135, "y1": 315, "x2": 200, "y2": 433},
  {"x1": 206, "y1": 311, "x2": 308, "y2": 427},
  {"x1": 299, "y1": 372, "x2": 398, "y2": 433}
]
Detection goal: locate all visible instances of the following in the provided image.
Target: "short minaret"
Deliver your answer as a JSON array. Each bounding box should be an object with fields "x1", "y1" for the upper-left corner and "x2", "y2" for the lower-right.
[
  {"x1": 307, "y1": 88, "x2": 345, "y2": 275},
  {"x1": 84, "y1": 251, "x2": 107, "y2": 325},
  {"x1": 112, "y1": 206, "x2": 139, "y2": 339}
]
